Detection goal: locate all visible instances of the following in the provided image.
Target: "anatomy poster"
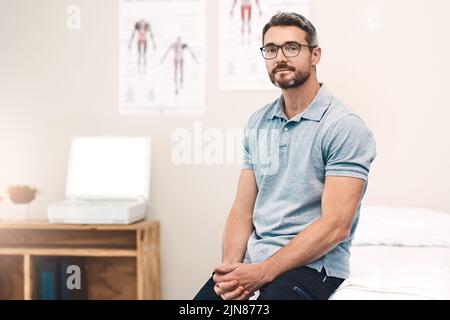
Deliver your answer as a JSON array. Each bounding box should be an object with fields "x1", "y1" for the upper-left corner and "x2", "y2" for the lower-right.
[
  {"x1": 119, "y1": 0, "x2": 205, "y2": 114},
  {"x1": 219, "y1": 0, "x2": 309, "y2": 90}
]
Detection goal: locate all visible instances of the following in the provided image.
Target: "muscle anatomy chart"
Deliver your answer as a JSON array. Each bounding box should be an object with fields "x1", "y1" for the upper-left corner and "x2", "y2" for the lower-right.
[
  {"x1": 219, "y1": 0, "x2": 309, "y2": 90},
  {"x1": 119, "y1": 0, "x2": 206, "y2": 114}
]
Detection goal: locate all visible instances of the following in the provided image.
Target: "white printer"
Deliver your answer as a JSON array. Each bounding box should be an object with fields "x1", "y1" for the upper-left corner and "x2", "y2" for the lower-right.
[{"x1": 48, "y1": 136, "x2": 151, "y2": 224}]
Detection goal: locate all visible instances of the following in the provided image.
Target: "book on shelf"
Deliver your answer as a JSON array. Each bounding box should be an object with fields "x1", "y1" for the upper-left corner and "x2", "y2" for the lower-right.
[{"x1": 36, "y1": 257, "x2": 87, "y2": 300}]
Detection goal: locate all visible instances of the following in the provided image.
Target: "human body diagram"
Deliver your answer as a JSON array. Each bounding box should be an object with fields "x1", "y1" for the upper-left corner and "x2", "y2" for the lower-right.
[
  {"x1": 128, "y1": 19, "x2": 157, "y2": 74},
  {"x1": 161, "y1": 37, "x2": 199, "y2": 95},
  {"x1": 230, "y1": 0, "x2": 262, "y2": 43}
]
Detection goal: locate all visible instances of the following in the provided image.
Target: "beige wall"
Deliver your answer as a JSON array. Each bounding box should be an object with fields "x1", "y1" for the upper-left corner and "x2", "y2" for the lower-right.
[{"x1": 1, "y1": 0, "x2": 449, "y2": 299}]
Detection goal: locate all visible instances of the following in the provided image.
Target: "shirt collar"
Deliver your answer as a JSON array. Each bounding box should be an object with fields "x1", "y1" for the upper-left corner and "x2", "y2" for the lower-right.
[{"x1": 266, "y1": 84, "x2": 333, "y2": 122}]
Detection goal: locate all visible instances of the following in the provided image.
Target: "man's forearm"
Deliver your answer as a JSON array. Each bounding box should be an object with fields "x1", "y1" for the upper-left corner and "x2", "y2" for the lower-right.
[
  {"x1": 222, "y1": 210, "x2": 254, "y2": 265},
  {"x1": 261, "y1": 217, "x2": 348, "y2": 282}
]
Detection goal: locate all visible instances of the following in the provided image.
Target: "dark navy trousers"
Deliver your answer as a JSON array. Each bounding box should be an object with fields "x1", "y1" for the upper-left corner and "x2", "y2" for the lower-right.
[{"x1": 194, "y1": 266, "x2": 344, "y2": 300}]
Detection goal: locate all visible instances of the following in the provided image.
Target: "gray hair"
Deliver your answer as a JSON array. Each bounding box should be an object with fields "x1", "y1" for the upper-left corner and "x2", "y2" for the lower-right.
[{"x1": 262, "y1": 12, "x2": 319, "y2": 48}]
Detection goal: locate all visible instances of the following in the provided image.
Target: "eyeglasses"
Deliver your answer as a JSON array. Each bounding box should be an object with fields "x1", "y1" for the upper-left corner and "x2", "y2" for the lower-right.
[{"x1": 259, "y1": 42, "x2": 316, "y2": 60}]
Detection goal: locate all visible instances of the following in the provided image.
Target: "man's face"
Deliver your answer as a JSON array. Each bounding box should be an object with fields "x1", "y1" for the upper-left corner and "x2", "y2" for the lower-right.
[{"x1": 263, "y1": 26, "x2": 319, "y2": 89}]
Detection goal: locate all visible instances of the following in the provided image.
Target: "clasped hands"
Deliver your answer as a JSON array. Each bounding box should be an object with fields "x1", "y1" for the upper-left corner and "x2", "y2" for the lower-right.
[{"x1": 212, "y1": 262, "x2": 271, "y2": 300}]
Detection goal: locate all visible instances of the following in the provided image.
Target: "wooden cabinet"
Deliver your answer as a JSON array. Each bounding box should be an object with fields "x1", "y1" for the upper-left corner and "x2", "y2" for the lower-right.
[{"x1": 0, "y1": 220, "x2": 160, "y2": 300}]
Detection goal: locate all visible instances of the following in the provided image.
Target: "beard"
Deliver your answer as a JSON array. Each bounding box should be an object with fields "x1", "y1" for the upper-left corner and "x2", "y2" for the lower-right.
[{"x1": 269, "y1": 65, "x2": 311, "y2": 89}]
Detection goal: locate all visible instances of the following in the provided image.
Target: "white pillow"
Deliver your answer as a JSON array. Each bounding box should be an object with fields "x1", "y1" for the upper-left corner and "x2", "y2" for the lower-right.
[{"x1": 353, "y1": 205, "x2": 450, "y2": 247}]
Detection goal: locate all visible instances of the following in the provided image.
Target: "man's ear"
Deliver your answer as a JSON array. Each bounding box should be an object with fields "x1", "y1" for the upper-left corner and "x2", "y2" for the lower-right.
[{"x1": 311, "y1": 47, "x2": 322, "y2": 67}]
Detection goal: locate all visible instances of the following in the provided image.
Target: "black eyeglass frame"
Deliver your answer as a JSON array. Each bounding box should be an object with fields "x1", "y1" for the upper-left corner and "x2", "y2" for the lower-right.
[{"x1": 259, "y1": 42, "x2": 317, "y2": 60}]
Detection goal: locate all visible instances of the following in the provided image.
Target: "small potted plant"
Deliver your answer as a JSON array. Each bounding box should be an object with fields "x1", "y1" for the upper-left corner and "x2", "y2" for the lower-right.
[{"x1": 6, "y1": 185, "x2": 40, "y2": 220}]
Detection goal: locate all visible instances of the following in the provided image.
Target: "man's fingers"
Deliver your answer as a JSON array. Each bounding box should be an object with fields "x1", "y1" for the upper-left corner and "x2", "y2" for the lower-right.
[
  {"x1": 212, "y1": 264, "x2": 238, "y2": 283},
  {"x1": 221, "y1": 286, "x2": 245, "y2": 300},
  {"x1": 214, "y1": 280, "x2": 239, "y2": 295},
  {"x1": 213, "y1": 272, "x2": 230, "y2": 284},
  {"x1": 214, "y1": 264, "x2": 237, "y2": 274},
  {"x1": 234, "y1": 290, "x2": 252, "y2": 300},
  {"x1": 213, "y1": 283, "x2": 220, "y2": 296}
]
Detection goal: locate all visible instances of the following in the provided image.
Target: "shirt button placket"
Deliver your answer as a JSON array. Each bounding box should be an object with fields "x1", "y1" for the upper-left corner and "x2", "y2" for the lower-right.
[{"x1": 280, "y1": 125, "x2": 289, "y2": 147}]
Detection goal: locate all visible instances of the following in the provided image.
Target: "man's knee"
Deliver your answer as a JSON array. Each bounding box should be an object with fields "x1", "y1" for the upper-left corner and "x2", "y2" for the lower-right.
[{"x1": 193, "y1": 276, "x2": 222, "y2": 300}]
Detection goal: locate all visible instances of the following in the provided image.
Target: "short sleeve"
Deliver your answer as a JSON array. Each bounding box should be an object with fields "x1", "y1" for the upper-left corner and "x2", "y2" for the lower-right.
[
  {"x1": 241, "y1": 126, "x2": 254, "y2": 170},
  {"x1": 323, "y1": 115, "x2": 376, "y2": 180}
]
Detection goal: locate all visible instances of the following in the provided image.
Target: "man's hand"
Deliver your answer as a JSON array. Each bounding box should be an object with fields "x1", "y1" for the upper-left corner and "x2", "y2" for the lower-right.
[
  {"x1": 213, "y1": 278, "x2": 250, "y2": 300},
  {"x1": 213, "y1": 263, "x2": 269, "y2": 300}
]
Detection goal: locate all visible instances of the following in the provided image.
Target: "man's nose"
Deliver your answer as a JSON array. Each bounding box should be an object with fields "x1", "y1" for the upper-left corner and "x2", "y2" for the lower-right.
[{"x1": 273, "y1": 47, "x2": 288, "y2": 63}]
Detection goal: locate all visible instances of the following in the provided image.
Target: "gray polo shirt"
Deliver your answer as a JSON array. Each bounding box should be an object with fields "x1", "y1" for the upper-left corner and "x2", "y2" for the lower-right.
[{"x1": 242, "y1": 84, "x2": 376, "y2": 279}]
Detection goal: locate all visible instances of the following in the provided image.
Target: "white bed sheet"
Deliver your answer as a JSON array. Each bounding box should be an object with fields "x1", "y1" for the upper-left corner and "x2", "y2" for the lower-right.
[{"x1": 329, "y1": 245, "x2": 450, "y2": 300}]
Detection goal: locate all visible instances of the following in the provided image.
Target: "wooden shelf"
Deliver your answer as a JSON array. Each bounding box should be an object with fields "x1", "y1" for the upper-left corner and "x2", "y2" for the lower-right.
[
  {"x1": 0, "y1": 247, "x2": 137, "y2": 257},
  {"x1": 0, "y1": 220, "x2": 158, "y2": 231},
  {"x1": 0, "y1": 219, "x2": 160, "y2": 300}
]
